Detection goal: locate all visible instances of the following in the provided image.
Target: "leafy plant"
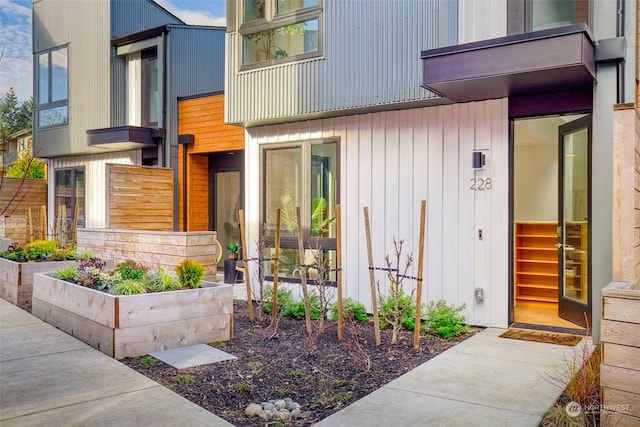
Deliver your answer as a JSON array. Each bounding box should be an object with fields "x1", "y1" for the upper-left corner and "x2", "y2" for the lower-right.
[
  {"x1": 283, "y1": 294, "x2": 322, "y2": 320},
  {"x1": 263, "y1": 286, "x2": 294, "y2": 314},
  {"x1": 109, "y1": 279, "x2": 148, "y2": 295},
  {"x1": 175, "y1": 259, "x2": 205, "y2": 289},
  {"x1": 421, "y1": 300, "x2": 469, "y2": 339},
  {"x1": 227, "y1": 242, "x2": 240, "y2": 253},
  {"x1": 378, "y1": 290, "x2": 416, "y2": 331},
  {"x1": 232, "y1": 382, "x2": 251, "y2": 393},
  {"x1": 54, "y1": 264, "x2": 78, "y2": 281},
  {"x1": 115, "y1": 260, "x2": 147, "y2": 280},
  {"x1": 329, "y1": 298, "x2": 369, "y2": 323},
  {"x1": 139, "y1": 357, "x2": 157, "y2": 367},
  {"x1": 147, "y1": 266, "x2": 182, "y2": 292},
  {"x1": 172, "y1": 375, "x2": 195, "y2": 386}
]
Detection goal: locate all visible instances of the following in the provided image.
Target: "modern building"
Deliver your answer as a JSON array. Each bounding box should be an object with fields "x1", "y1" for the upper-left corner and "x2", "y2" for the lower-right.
[
  {"x1": 32, "y1": 0, "x2": 226, "y2": 232},
  {"x1": 225, "y1": 0, "x2": 639, "y2": 339}
]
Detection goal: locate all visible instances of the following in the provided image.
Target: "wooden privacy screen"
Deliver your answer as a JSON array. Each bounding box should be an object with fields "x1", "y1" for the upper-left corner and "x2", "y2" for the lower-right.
[
  {"x1": 105, "y1": 164, "x2": 173, "y2": 231},
  {"x1": 0, "y1": 178, "x2": 47, "y2": 243}
]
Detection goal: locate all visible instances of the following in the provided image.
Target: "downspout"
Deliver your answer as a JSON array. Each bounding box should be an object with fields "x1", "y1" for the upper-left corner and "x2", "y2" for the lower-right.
[
  {"x1": 162, "y1": 30, "x2": 168, "y2": 167},
  {"x1": 616, "y1": 0, "x2": 625, "y2": 103}
]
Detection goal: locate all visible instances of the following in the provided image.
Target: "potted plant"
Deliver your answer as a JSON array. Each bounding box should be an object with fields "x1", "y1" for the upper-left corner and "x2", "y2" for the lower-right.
[
  {"x1": 227, "y1": 242, "x2": 240, "y2": 260},
  {"x1": 0, "y1": 240, "x2": 78, "y2": 309},
  {"x1": 31, "y1": 257, "x2": 233, "y2": 359}
]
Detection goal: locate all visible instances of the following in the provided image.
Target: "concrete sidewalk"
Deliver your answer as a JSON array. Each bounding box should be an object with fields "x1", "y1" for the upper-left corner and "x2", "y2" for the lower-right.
[
  {"x1": 315, "y1": 327, "x2": 589, "y2": 427},
  {"x1": 1, "y1": 294, "x2": 587, "y2": 427},
  {"x1": 0, "y1": 298, "x2": 233, "y2": 427}
]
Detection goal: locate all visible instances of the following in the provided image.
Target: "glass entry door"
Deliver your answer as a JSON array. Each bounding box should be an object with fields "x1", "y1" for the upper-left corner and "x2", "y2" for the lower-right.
[{"x1": 558, "y1": 115, "x2": 591, "y2": 327}]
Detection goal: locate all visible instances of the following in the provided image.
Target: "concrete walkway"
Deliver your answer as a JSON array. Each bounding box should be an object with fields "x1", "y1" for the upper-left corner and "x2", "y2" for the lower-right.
[
  {"x1": 316, "y1": 327, "x2": 589, "y2": 427},
  {"x1": 1, "y1": 295, "x2": 588, "y2": 426},
  {"x1": 0, "y1": 298, "x2": 233, "y2": 427}
]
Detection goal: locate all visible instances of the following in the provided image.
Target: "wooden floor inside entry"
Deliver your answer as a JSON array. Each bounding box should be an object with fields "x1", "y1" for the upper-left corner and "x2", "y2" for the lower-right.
[{"x1": 514, "y1": 300, "x2": 584, "y2": 330}]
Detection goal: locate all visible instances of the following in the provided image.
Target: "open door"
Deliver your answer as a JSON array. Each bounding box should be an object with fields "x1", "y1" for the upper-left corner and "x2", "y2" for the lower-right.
[{"x1": 558, "y1": 115, "x2": 591, "y2": 328}]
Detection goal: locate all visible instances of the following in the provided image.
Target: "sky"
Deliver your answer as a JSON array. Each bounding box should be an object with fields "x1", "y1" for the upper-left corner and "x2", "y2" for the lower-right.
[{"x1": 0, "y1": 0, "x2": 227, "y2": 103}]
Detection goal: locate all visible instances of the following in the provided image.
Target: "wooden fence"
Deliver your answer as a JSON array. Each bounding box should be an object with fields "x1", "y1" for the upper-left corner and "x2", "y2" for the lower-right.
[
  {"x1": 0, "y1": 177, "x2": 47, "y2": 244},
  {"x1": 106, "y1": 164, "x2": 173, "y2": 231}
]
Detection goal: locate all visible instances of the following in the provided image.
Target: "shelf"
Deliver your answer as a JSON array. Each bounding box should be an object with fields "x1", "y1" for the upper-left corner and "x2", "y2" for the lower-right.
[{"x1": 514, "y1": 222, "x2": 559, "y2": 304}]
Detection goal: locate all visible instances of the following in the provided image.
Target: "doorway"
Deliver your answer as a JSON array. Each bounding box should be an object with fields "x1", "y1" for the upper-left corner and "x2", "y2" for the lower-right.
[
  {"x1": 210, "y1": 151, "x2": 244, "y2": 270},
  {"x1": 512, "y1": 114, "x2": 591, "y2": 330}
]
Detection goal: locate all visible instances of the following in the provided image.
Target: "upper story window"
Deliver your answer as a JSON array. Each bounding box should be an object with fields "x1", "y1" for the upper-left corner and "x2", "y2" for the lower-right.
[
  {"x1": 37, "y1": 46, "x2": 68, "y2": 128},
  {"x1": 508, "y1": 0, "x2": 590, "y2": 35},
  {"x1": 122, "y1": 45, "x2": 159, "y2": 128},
  {"x1": 241, "y1": 0, "x2": 322, "y2": 68}
]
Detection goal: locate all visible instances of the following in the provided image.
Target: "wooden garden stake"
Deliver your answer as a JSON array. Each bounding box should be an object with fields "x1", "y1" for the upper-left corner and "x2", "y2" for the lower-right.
[
  {"x1": 296, "y1": 207, "x2": 312, "y2": 335},
  {"x1": 270, "y1": 209, "x2": 282, "y2": 329},
  {"x1": 364, "y1": 206, "x2": 381, "y2": 346},
  {"x1": 336, "y1": 204, "x2": 343, "y2": 341},
  {"x1": 28, "y1": 207, "x2": 33, "y2": 243},
  {"x1": 239, "y1": 209, "x2": 254, "y2": 322},
  {"x1": 413, "y1": 200, "x2": 427, "y2": 350},
  {"x1": 40, "y1": 205, "x2": 46, "y2": 240},
  {"x1": 71, "y1": 204, "x2": 79, "y2": 244}
]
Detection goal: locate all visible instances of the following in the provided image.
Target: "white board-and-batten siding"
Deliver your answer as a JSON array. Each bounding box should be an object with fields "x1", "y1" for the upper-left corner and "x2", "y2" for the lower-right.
[
  {"x1": 47, "y1": 151, "x2": 142, "y2": 230},
  {"x1": 244, "y1": 99, "x2": 509, "y2": 328}
]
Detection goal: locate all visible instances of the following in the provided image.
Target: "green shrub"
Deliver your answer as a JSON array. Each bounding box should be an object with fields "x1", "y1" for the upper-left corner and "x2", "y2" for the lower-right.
[
  {"x1": 175, "y1": 259, "x2": 205, "y2": 289},
  {"x1": 109, "y1": 279, "x2": 148, "y2": 295},
  {"x1": 378, "y1": 290, "x2": 416, "y2": 330},
  {"x1": 329, "y1": 298, "x2": 369, "y2": 322},
  {"x1": 115, "y1": 260, "x2": 147, "y2": 280},
  {"x1": 263, "y1": 286, "x2": 294, "y2": 314},
  {"x1": 23, "y1": 240, "x2": 58, "y2": 260},
  {"x1": 283, "y1": 294, "x2": 322, "y2": 320},
  {"x1": 147, "y1": 266, "x2": 183, "y2": 292},
  {"x1": 421, "y1": 300, "x2": 469, "y2": 339}
]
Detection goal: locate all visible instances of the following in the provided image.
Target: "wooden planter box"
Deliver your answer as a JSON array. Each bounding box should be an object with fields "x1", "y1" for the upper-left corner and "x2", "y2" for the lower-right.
[
  {"x1": 32, "y1": 274, "x2": 233, "y2": 359},
  {"x1": 600, "y1": 281, "x2": 640, "y2": 427},
  {"x1": 0, "y1": 258, "x2": 76, "y2": 310}
]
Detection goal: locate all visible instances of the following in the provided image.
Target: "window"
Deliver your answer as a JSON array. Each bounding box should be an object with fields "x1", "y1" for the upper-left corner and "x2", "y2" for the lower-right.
[
  {"x1": 507, "y1": 0, "x2": 590, "y2": 35},
  {"x1": 262, "y1": 140, "x2": 338, "y2": 282},
  {"x1": 37, "y1": 46, "x2": 68, "y2": 128},
  {"x1": 55, "y1": 167, "x2": 85, "y2": 234},
  {"x1": 125, "y1": 46, "x2": 159, "y2": 127},
  {"x1": 241, "y1": 0, "x2": 322, "y2": 68}
]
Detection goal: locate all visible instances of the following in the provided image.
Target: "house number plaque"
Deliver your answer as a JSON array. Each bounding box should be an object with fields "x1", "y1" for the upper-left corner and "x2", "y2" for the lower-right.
[{"x1": 469, "y1": 178, "x2": 492, "y2": 191}]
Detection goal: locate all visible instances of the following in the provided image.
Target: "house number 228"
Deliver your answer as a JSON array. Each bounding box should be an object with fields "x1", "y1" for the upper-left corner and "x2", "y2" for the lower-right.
[{"x1": 470, "y1": 178, "x2": 492, "y2": 191}]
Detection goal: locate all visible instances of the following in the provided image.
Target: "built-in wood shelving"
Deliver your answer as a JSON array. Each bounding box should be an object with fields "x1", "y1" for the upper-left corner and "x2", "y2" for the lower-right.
[{"x1": 514, "y1": 222, "x2": 559, "y2": 303}]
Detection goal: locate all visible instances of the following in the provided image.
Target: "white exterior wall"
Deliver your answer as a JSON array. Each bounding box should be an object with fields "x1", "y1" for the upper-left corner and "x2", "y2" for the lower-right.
[
  {"x1": 244, "y1": 99, "x2": 509, "y2": 328},
  {"x1": 47, "y1": 151, "x2": 141, "y2": 230},
  {"x1": 458, "y1": 0, "x2": 507, "y2": 43}
]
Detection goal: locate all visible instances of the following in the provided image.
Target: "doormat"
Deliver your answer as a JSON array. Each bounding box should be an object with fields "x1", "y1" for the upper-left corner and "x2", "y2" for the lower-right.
[{"x1": 499, "y1": 328, "x2": 582, "y2": 346}]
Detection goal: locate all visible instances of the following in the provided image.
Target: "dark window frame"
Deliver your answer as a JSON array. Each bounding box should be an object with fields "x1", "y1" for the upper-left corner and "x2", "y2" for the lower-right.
[{"x1": 36, "y1": 45, "x2": 69, "y2": 129}]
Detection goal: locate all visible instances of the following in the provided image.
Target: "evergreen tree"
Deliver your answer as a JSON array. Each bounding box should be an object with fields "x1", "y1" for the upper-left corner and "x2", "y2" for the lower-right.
[{"x1": 1, "y1": 88, "x2": 32, "y2": 137}]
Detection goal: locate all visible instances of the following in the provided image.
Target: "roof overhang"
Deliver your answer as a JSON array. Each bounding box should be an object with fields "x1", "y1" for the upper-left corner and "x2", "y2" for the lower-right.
[
  {"x1": 421, "y1": 24, "x2": 596, "y2": 103},
  {"x1": 87, "y1": 126, "x2": 164, "y2": 150}
]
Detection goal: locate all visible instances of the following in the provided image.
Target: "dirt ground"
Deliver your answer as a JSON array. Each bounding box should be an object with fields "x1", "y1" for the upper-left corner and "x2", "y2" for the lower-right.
[{"x1": 122, "y1": 300, "x2": 477, "y2": 426}]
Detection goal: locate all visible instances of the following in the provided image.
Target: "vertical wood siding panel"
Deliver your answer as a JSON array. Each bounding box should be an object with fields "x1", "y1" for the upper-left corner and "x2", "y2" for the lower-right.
[
  {"x1": 472, "y1": 102, "x2": 491, "y2": 326},
  {"x1": 356, "y1": 114, "x2": 373, "y2": 305},
  {"x1": 457, "y1": 103, "x2": 477, "y2": 324},
  {"x1": 398, "y1": 110, "x2": 414, "y2": 260},
  {"x1": 370, "y1": 112, "x2": 387, "y2": 305},
  {"x1": 489, "y1": 98, "x2": 509, "y2": 328},
  {"x1": 384, "y1": 111, "x2": 400, "y2": 282},
  {"x1": 442, "y1": 104, "x2": 460, "y2": 305},
  {"x1": 413, "y1": 108, "x2": 429, "y2": 302},
  {"x1": 343, "y1": 116, "x2": 361, "y2": 303},
  {"x1": 427, "y1": 107, "x2": 444, "y2": 302}
]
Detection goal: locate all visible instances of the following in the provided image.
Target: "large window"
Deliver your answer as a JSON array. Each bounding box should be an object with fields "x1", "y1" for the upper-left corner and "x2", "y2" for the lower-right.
[
  {"x1": 262, "y1": 140, "x2": 338, "y2": 281},
  {"x1": 241, "y1": 0, "x2": 322, "y2": 68},
  {"x1": 125, "y1": 46, "x2": 159, "y2": 127},
  {"x1": 508, "y1": 0, "x2": 590, "y2": 35},
  {"x1": 37, "y1": 46, "x2": 68, "y2": 128},
  {"x1": 55, "y1": 167, "x2": 85, "y2": 238}
]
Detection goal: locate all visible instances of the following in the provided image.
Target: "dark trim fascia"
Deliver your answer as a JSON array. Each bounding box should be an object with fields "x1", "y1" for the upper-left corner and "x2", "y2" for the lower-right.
[
  {"x1": 178, "y1": 90, "x2": 224, "y2": 101},
  {"x1": 112, "y1": 25, "x2": 170, "y2": 47},
  {"x1": 421, "y1": 23, "x2": 594, "y2": 59},
  {"x1": 87, "y1": 126, "x2": 165, "y2": 148}
]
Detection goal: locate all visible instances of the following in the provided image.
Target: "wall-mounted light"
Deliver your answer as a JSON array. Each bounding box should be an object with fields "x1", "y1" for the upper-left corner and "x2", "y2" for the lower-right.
[{"x1": 472, "y1": 151, "x2": 486, "y2": 169}]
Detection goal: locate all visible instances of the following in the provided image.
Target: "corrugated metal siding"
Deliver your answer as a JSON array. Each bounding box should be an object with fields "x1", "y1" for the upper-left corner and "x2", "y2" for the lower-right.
[
  {"x1": 33, "y1": 0, "x2": 112, "y2": 158},
  {"x1": 226, "y1": 0, "x2": 457, "y2": 125},
  {"x1": 242, "y1": 99, "x2": 510, "y2": 328},
  {"x1": 110, "y1": 0, "x2": 183, "y2": 38},
  {"x1": 47, "y1": 151, "x2": 142, "y2": 230},
  {"x1": 165, "y1": 26, "x2": 226, "y2": 148},
  {"x1": 458, "y1": 0, "x2": 507, "y2": 44}
]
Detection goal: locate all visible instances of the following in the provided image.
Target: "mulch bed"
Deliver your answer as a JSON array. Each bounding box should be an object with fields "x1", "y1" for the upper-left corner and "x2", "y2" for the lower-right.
[{"x1": 122, "y1": 300, "x2": 478, "y2": 426}]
